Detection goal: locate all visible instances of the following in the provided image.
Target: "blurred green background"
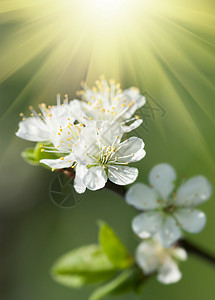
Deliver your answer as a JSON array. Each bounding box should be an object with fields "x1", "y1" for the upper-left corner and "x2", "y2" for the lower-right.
[{"x1": 0, "y1": 0, "x2": 215, "y2": 299}]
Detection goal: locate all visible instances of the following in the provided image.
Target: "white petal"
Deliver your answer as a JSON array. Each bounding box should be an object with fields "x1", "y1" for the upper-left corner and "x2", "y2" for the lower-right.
[
  {"x1": 123, "y1": 119, "x2": 143, "y2": 133},
  {"x1": 74, "y1": 165, "x2": 87, "y2": 194},
  {"x1": 117, "y1": 137, "x2": 146, "y2": 163},
  {"x1": 135, "y1": 241, "x2": 159, "y2": 275},
  {"x1": 172, "y1": 247, "x2": 188, "y2": 261},
  {"x1": 173, "y1": 208, "x2": 206, "y2": 233},
  {"x1": 174, "y1": 176, "x2": 212, "y2": 207},
  {"x1": 97, "y1": 121, "x2": 124, "y2": 146},
  {"x1": 108, "y1": 166, "x2": 138, "y2": 185},
  {"x1": 149, "y1": 163, "x2": 176, "y2": 200},
  {"x1": 82, "y1": 166, "x2": 107, "y2": 191},
  {"x1": 132, "y1": 212, "x2": 163, "y2": 239},
  {"x1": 158, "y1": 258, "x2": 182, "y2": 284},
  {"x1": 16, "y1": 118, "x2": 50, "y2": 142},
  {"x1": 126, "y1": 183, "x2": 160, "y2": 210},
  {"x1": 123, "y1": 87, "x2": 141, "y2": 100},
  {"x1": 40, "y1": 154, "x2": 75, "y2": 169},
  {"x1": 156, "y1": 216, "x2": 181, "y2": 248}
]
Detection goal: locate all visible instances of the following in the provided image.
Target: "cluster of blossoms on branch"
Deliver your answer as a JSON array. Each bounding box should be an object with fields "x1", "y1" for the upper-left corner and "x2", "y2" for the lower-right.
[
  {"x1": 16, "y1": 76, "x2": 146, "y2": 193},
  {"x1": 16, "y1": 77, "x2": 213, "y2": 296}
]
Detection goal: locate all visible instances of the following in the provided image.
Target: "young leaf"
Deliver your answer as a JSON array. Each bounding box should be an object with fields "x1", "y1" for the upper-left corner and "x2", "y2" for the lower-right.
[
  {"x1": 89, "y1": 269, "x2": 135, "y2": 300},
  {"x1": 51, "y1": 244, "x2": 117, "y2": 288},
  {"x1": 21, "y1": 147, "x2": 39, "y2": 166},
  {"x1": 21, "y1": 142, "x2": 60, "y2": 167},
  {"x1": 99, "y1": 222, "x2": 133, "y2": 269}
]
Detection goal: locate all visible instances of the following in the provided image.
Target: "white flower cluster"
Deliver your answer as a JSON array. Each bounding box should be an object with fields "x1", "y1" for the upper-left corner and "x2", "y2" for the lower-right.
[
  {"x1": 126, "y1": 163, "x2": 212, "y2": 283},
  {"x1": 16, "y1": 77, "x2": 146, "y2": 193}
]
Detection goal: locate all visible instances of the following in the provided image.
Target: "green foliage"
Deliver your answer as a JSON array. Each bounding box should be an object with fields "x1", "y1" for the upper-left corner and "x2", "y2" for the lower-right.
[
  {"x1": 51, "y1": 245, "x2": 117, "y2": 288},
  {"x1": 89, "y1": 269, "x2": 135, "y2": 300},
  {"x1": 21, "y1": 142, "x2": 60, "y2": 167},
  {"x1": 99, "y1": 221, "x2": 133, "y2": 269},
  {"x1": 50, "y1": 222, "x2": 141, "y2": 299}
]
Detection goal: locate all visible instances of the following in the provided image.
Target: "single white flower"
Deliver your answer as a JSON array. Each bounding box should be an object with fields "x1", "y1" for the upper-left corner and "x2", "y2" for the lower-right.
[
  {"x1": 74, "y1": 76, "x2": 146, "y2": 132},
  {"x1": 16, "y1": 94, "x2": 75, "y2": 142},
  {"x1": 126, "y1": 163, "x2": 212, "y2": 248},
  {"x1": 71, "y1": 120, "x2": 146, "y2": 192},
  {"x1": 136, "y1": 238, "x2": 187, "y2": 284}
]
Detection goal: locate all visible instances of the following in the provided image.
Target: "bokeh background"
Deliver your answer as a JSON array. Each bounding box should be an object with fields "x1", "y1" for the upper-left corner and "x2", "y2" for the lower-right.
[{"x1": 0, "y1": 0, "x2": 215, "y2": 299}]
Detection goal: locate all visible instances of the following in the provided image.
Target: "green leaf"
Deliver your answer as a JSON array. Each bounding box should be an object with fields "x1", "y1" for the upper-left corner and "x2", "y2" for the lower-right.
[
  {"x1": 21, "y1": 142, "x2": 60, "y2": 167},
  {"x1": 51, "y1": 245, "x2": 117, "y2": 288},
  {"x1": 99, "y1": 222, "x2": 133, "y2": 269},
  {"x1": 21, "y1": 147, "x2": 39, "y2": 165},
  {"x1": 89, "y1": 269, "x2": 135, "y2": 300}
]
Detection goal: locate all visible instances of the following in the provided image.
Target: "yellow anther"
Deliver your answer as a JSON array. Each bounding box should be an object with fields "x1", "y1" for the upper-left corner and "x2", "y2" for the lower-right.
[
  {"x1": 135, "y1": 115, "x2": 140, "y2": 119},
  {"x1": 100, "y1": 108, "x2": 105, "y2": 112},
  {"x1": 88, "y1": 102, "x2": 92, "y2": 105},
  {"x1": 67, "y1": 144, "x2": 70, "y2": 147},
  {"x1": 68, "y1": 118, "x2": 70, "y2": 120},
  {"x1": 68, "y1": 132, "x2": 70, "y2": 134},
  {"x1": 40, "y1": 145, "x2": 43, "y2": 148},
  {"x1": 67, "y1": 138, "x2": 70, "y2": 141},
  {"x1": 107, "y1": 110, "x2": 110, "y2": 113},
  {"x1": 60, "y1": 157, "x2": 64, "y2": 160},
  {"x1": 57, "y1": 145, "x2": 60, "y2": 148},
  {"x1": 60, "y1": 129, "x2": 62, "y2": 132},
  {"x1": 58, "y1": 133, "x2": 61, "y2": 135},
  {"x1": 51, "y1": 168, "x2": 55, "y2": 172},
  {"x1": 122, "y1": 104, "x2": 125, "y2": 107},
  {"x1": 71, "y1": 166, "x2": 75, "y2": 168},
  {"x1": 116, "y1": 136, "x2": 119, "y2": 138},
  {"x1": 127, "y1": 104, "x2": 131, "y2": 108},
  {"x1": 116, "y1": 167, "x2": 119, "y2": 171},
  {"x1": 83, "y1": 116, "x2": 86, "y2": 119},
  {"x1": 30, "y1": 113, "x2": 34, "y2": 117},
  {"x1": 126, "y1": 162, "x2": 129, "y2": 165},
  {"x1": 89, "y1": 117, "x2": 93, "y2": 120},
  {"x1": 19, "y1": 113, "x2": 24, "y2": 117},
  {"x1": 68, "y1": 160, "x2": 71, "y2": 162},
  {"x1": 76, "y1": 90, "x2": 85, "y2": 96},
  {"x1": 113, "y1": 112, "x2": 116, "y2": 115},
  {"x1": 94, "y1": 106, "x2": 98, "y2": 109},
  {"x1": 41, "y1": 149, "x2": 44, "y2": 152},
  {"x1": 60, "y1": 141, "x2": 63, "y2": 143},
  {"x1": 112, "y1": 107, "x2": 115, "y2": 110}
]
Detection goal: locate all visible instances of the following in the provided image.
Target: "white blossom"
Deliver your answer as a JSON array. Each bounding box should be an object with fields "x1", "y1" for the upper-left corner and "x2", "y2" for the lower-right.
[
  {"x1": 136, "y1": 238, "x2": 187, "y2": 284},
  {"x1": 73, "y1": 76, "x2": 146, "y2": 132},
  {"x1": 72, "y1": 121, "x2": 145, "y2": 192},
  {"x1": 41, "y1": 120, "x2": 146, "y2": 193},
  {"x1": 126, "y1": 163, "x2": 212, "y2": 248},
  {"x1": 16, "y1": 94, "x2": 75, "y2": 142}
]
